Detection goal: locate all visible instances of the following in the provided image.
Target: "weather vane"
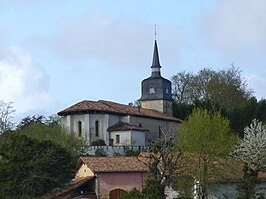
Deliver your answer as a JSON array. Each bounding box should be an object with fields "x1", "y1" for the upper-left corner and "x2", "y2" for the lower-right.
[{"x1": 154, "y1": 24, "x2": 157, "y2": 40}]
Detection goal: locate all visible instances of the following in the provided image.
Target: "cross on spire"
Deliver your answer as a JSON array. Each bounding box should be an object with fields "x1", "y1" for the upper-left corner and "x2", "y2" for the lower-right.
[{"x1": 154, "y1": 24, "x2": 157, "y2": 40}]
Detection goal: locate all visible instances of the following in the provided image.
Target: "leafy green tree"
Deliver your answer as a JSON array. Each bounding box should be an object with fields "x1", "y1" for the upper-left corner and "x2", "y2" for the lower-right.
[
  {"x1": 178, "y1": 108, "x2": 238, "y2": 199},
  {"x1": 17, "y1": 124, "x2": 86, "y2": 157},
  {"x1": 0, "y1": 133, "x2": 76, "y2": 198},
  {"x1": 171, "y1": 66, "x2": 251, "y2": 109}
]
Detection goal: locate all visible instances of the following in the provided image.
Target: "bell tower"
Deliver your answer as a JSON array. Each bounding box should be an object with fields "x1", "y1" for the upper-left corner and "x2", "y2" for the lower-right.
[{"x1": 140, "y1": 40, "x2": 173, "y2": 115}]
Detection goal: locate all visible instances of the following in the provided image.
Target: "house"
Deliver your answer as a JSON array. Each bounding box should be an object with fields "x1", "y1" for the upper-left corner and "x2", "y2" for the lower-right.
[
  {"x1": 56, "y1": 156, "x2": 149, "y2": 199},
  {"x1": 58, "y1": 40, "x2": 182, "y2": 146}
]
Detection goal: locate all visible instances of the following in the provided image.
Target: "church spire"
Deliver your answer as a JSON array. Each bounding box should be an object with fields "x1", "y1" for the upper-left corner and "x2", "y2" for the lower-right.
[{"x1": 151, "y1": 40, "x2": 161, "y2": 77}]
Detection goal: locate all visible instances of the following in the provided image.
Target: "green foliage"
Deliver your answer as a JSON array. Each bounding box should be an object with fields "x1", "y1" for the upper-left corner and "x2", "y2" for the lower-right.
[
  {"x1": 91, "y1": 139, "x2": 106, "y2": 146},
  {"x1": 17, "y1": 115, "x2": 46, "y2": 129},
  {"x1": 0, "y1": 133, "x2": 76, "y2": 198},
  {"x1": 178, "y1": 108, "x2": 238, "y2": 198},
  {"x1": 171, "y1": 66, "x2": 251, "y2": 109},
  {"x1": 142, "y1": 175, "x2": 165, "y2": 199},
  {"x1": 94, "y1": 147, "x2": 107, "y2": 156},
  {"x1": 125, "y1": 147, "x2": 140, "y2": 156},
  {"x1": 236, "y1": 163, "x2": 258, "y2": 199},
  {"x1": 179, "y1": 108, "x2": 238, "y2": 156},
  {"x1": 17, "y1": 124, "x2": 86, "y2": 158},
  {"x1": 120, "y1": 188, "x2": 143, "y2": 199},
  {"x1": 172, "y1": 175, "x2": 194, "y2": 198}
]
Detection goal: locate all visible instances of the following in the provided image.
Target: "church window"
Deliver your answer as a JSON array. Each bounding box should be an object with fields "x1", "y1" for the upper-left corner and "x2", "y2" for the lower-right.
[
  {"x1": 78, "y1": 121, "x2": 82, "y2": 137},
  {"x1": 149, "y1": 87, "x2": 155, "y2": 93},
  {"x1": 166, "y1": 88, "x2": 169, "y2": 94},
  {"x1": 95, "y1": 121, "x2": 99, "y2": 137},
  {"x1": 116, "y1": 134, "x2": 120, "y2": 144},
  {"x1": 139, "y1": 123, "x2": 142, "y2": 127},
  {"x1": 159, "y1": 126, "x2": 162, "y2": 138}
]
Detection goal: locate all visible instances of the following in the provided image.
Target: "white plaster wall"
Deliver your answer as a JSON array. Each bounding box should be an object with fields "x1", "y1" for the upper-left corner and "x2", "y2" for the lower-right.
[
  {"x1": 110, "y1": 131, "x2": 131, "y2": 146},
  {"x1": 131, "y1": 130, "x2": 145, "y2": 146},
  {"x1": 129, "y1": 116, "x2": 179, "y2": 143},
  {"x1": 208, "y1": 181, "x2": 266, "y2": 198},
  {"x1": 60, "y1": 113, "x2": 179, "y2": 146}
]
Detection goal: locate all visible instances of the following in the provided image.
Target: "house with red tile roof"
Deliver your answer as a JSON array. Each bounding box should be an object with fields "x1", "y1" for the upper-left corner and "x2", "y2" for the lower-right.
[
  {"x1": 55, "y1": 156, "x2": 148, "y2": 199},
  {"x1": 58, "y1": 40, "x2": 181, "y2": 146}
]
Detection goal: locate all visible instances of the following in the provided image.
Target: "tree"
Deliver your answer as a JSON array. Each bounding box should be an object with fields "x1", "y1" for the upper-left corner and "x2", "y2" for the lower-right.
[
  {"x1": 171, "y1": 71, "x2": 194, "y2": 104},
  {"x1": 171, "y1": 66, "x2": 252, "y2": 109},
  {"x1": 178, "y1": 108, "x2": 238, "y2": 199},
  {"x1": 17, "y1": 123, "x2": 86, "y2": 157},
  {"x1": 17, "y1": 114, "x2": 61, "y2": 129},
  {"x1": 138, "y1": 130, "x2": 183, "y2": 199},
  {"x1": 0, "y1": 100, "x2": 15, "y2": 134},
  {"x1": 17, "y1": 115, "x2": 46, "y2": 129},
  {"x1": 0, "y1": 133, "x2": 76, "y2": 198},
  {"x1": 230, "y1": 120, "x2": 266, "y2": 198}
]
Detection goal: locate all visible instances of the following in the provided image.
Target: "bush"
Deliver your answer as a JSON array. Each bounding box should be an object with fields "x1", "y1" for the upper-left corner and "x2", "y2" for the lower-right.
[
  {"x1": 0, "y1": 133, "x2": 76, "y2": 198},
  {"x1": 91, "y1": 139, "x2": 106, "y2": 146},
  {"x1": 120, "y1": 188, "x2": 143, "y2": 199},
  {"x1": 95, "y1": 147, "x2": 107, "y2": 156}
]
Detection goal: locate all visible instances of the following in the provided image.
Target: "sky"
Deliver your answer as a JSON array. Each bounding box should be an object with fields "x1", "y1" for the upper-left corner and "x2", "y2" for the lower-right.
[{"x1": 0, "y1": 0, "x2": 266, "y2": 121}]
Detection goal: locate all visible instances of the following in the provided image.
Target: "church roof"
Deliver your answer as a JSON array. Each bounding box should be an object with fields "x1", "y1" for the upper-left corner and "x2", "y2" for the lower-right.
[
  {"x1": 79, "y1": 156, "x2": 148, "y2": 172},
  {"x1": 151, "y1": 40, "x2": 161, "y2": 69},
  {"x1": 58, "y1": 100, "x2": 181, "y2": 122},
  {"x1": 107, "y1": 121, "x2": 149, "y2": 132}
]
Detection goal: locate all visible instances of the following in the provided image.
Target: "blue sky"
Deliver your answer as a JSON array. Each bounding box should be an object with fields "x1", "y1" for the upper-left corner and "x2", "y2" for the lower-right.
[{"x1": 0, "y1": 0, "x2": 266, "y2": 121}]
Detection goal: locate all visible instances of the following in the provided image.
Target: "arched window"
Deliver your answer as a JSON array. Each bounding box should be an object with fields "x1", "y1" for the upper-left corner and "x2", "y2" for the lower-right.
[
  {"x1": 78, "y1": 121, "x2": 82, "y2": 137},
  {"x1": 95, "y1": 121, "x2": 99, "y2": 137}
]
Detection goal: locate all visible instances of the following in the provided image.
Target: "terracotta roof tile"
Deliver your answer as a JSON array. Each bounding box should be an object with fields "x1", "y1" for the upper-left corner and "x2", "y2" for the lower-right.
[
  {"x1": 55, "y1": 176, "x2": 95, "y2": 197},
  {"x1": 107, "y1": 122, "x2": 149, "y2": 132},
  {"x1": 79, "y1": 156, "x2": 148, "y2": 172},
  {"x1": 58, "y1": 100, "x2": 182, "y2": 122}
]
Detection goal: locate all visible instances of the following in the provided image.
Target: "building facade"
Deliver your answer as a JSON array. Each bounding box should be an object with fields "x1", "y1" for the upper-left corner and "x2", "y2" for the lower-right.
[{"x1": 58, "y1": 40, "x2": 181, "y2": 146}]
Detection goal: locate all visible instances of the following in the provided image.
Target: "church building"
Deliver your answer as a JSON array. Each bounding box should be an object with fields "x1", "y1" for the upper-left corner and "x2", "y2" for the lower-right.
[{"x1": 58, "y1": 40, "x2": 181, "y2": 146}]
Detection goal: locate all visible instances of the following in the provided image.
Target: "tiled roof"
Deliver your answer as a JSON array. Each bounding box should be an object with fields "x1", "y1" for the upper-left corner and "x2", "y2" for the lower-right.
[
  {"x1": 107, "y1": 122, "x2": 149, "y2": 132},
  {"x1": 55, "y1": 176, "x2": 95, "y2": 197},
  {"x1": 58, "y1": 100, "x2": 182, "y2": 122},
  {"x1": 79, "y1": 156, "x2": 148, "y2": 172}
]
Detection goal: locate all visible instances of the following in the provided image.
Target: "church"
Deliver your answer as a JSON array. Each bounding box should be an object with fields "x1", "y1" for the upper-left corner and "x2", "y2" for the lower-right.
[{"x1": 57, "y1": 40, "x2": 181, "y2": 146}]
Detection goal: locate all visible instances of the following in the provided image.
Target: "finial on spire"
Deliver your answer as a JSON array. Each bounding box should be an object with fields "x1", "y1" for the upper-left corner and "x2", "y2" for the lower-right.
[{"x1": 154, "y1": 24, "x2": 157, "y2": 40}]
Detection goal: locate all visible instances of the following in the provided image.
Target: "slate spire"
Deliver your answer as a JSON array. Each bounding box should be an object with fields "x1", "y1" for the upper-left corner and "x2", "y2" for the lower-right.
[{"x1": 151, "y1": 40, "x2": 161, "y2": 77}]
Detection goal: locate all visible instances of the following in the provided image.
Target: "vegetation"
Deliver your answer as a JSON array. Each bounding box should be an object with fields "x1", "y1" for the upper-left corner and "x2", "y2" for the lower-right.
[
  {"x1": 0, "y1": 100, "x2": 15, "y2": 134},
  {"x1": 17, "y1": 123, "x2": 86, "y2": 157},
  {"x1": 138, "y1": 132, "x2": 183, "y2": 199},
  {"x1": 90, "y1": 139, "x2": 106, "y2": 146},
  {"x1": 120, "y1": 188, "x2": 143, "y2": 199},
  {"x1": 0, "y1": 114, "x2": 86, "y2": 198},
  {"x1": 230, "y1": 120, "x2": 266, "y2": 199},
  {"x1": 171, "y1": 66, "x2": 266, "y2": 137},
  {"x1": 171, "y1": 66, "x2": 251, "y2": 109},
  {"x1": 178, "y1": 108, "x2": 238, "y2": 198},
  {"x1": 0, "y1": 133, "x2": 76, "y2": 198}
]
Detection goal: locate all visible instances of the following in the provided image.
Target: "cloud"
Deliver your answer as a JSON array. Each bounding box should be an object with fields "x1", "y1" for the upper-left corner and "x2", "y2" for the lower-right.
[
  {"x1": 52, "y1": 11, "x2": 183, "y2": 68},
  {"x1": 201, "y1": 0, "x2": 266, "y2": 54},
  {"x1": 0, "y1": 47, "x2": 55, "y2": 116},
  {"x1": 246, "y1": 74, "x2": 266, "y2": 100}
]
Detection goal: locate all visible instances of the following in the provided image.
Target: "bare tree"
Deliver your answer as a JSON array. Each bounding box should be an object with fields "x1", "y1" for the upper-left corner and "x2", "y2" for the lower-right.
[
  {"x1": 0, "y1": 101, "x2": 15, "y2": 134},
  {"x1": 138, "y1": 127, "x2": 183, "y2": 198}
]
